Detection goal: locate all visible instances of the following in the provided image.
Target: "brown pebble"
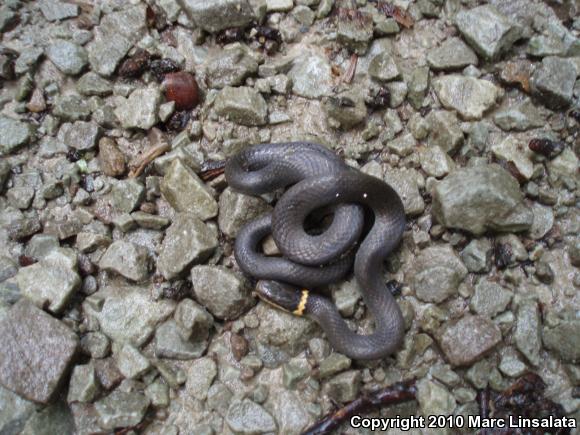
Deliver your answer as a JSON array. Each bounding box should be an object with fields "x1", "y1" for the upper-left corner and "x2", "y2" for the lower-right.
[
  {"x1": 98, "y1": 137, "x2": 126, "y2": 177},
  {"x1": 230, "y1": 333, "x2": 249, "y2": 361},
  {"x1": 118, "y1": 49, "x2": 151, "y2": 78},
  {"x1": 140, "y1": 201, "x2": 157, "y2": 214},
  {"x1": 26, "y1": 88, "x2": 46, "y2": 113},
  {"x1": 162, "y1": 71, "x2": 199, "y2": 110}
]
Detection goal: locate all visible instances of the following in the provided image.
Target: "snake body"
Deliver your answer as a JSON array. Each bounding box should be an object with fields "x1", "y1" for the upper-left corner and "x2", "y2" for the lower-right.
[{"x1": 225, "y1": 142, "x2": 406, "y2": 360}]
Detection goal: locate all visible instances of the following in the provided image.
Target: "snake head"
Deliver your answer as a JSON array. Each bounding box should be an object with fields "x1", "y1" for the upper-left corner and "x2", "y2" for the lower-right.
[{"x1": 255, "y1": 280, "x2": 310, "y2": 316}]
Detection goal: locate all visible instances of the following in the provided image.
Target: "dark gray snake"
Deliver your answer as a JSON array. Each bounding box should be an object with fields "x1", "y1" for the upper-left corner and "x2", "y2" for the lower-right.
[{"x1": 225, "y1": 142, "x2": 406, "y2": 360}]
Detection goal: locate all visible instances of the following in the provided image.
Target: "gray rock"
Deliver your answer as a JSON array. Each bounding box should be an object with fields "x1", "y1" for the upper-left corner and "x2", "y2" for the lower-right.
[
  {"x1": 527, "y1": 35, "x2": 567, "y2": 57},
  {"x1": 20, "y1": 401, "x2": 74, "y2": 435},
  {"x1": 432, "y1": 164, "x2": 533, "y2": 235},
  {"x1": 87, "y1": 5, "x2": 147, "y2": 76},
  {"x1": 46, "y1": 40, "x2": 88, "y2": 75},
  {"x1": 76, "y1": 72, "x2": 112, "y2": 96},
  {"x1": 95, "y1": 389, "x2": 150, "y2": 430},
  {"x1": 439, "y1": 315, "x2": 501, "y2": 367},
  {"x1": 434, "y1": 75, "x2": 500, "y2": 120},
  {"x1": 107, "y1": 179, "x2": 144, "y2": 214},
  {"x1": 514, "y1": 301, "x2": 541, "y2": 366},
  {"x1": 13, "y1": 48, "x2": 43, "y2": 76},
  {"x1": 218, "y1": 187, "x2": 272, "y2": 238},
  {"x1": 336, "y1": 9, "x2": 372, "y2": 53},
  {"x1": 154, "y1": 319, "x2": 207, "y2": 359},
  {"x1": 0, "y1": 7, "x2": 17, "y2": 33},
  {"x1": 331, "y1": 278, "x2": 361, "y2": 317},
  {"x1": 161, "y1": 159, "x2": 218, "y2": 220},
  {"x1": 0, "y1": 160, "x2": 10, "y2": 191},
  {"x1": 426, "y1": 110, "x2": 464, "y2": 154},
  {"x1": 130, "y1": 212, "x2": 169, "y2": 230},
  {"x1": 115, "y1": 87, "x2": 161, "y2": 129},
  {"x1": 99, "y1": 241, "x2": 150, "y2": 282},
  {"x1": 386, "y1": 133, "x2": 416, "y2": 157},
  {"x1": 0, "y1": 256, "x2": 17, "y2": 283},
  {"x1": 499, "y1": 349, "x2": 527, "y2": 378},
  {"x1": 0, "y1": 116, "x2": 34, "y2": 156},
  {"x1": 322, "y1": 91, "x2": 367, "y2": 129},
  {"x1": 6, "y1": 186, "x2": 34, "y2": 209},
  {"x1": 455, "y1": 5, "x2": 521, "y2": 60},
  {"x1": 115, "y1": 343, "x2": 150, "y2": 379},
  {"x1": 318, "y1": 353, "x2": 351, "y2": 379},
  {"x1": 76, "y1": 232, "x2": 111, "y2": 254},
  {"x1": 144, "y1": 379, "x2": 169, "y2": 408},
  {"x1": 52, "y1": 94, "x2": 91, "y2": 122},
  {"x1": 383, "y1": 168, "x2": 425, "y2": 216},
  {"x1": 67, "y1": 364, "x2": 98, "y2": 403},
  {"x1": 323, "y1": 370, "x2": 361, "y2": 403},
  {"x1": 283, "y1": 356, "x2": 310, "y2": 388},
  {"x1": 207, "y1": 382, "x2": 234, "y2": 415},
  {"x1": 411, "y1": 245, "x2": 467, "y2": 303},
  {"x1": 266, "y1": 0, "x2": 293, "y2": 12},
  {"x1": 470, "y1": 279, "x2": 512, "y2": 317},
  {"x1": 493, "y1": 98, "x2": 545, "y2": 131},
  {"x1": 419, "y1": 145, "x2": 454, "y2": 178},
  {"x1": 185, "y1": 357, "x2": 217, "y2": 400},
  {"x1": 80, "y1": 331, "x2": 110, "y2": 359},
  {"x1": 191, "y1": 265, "x2": 254, "y2": 320},
  {"x1": 416, "y1": 378, "x2": 456, "y2": 417},
  {"x1": 531, "y1": 56, "x2": 578, "y2": 109},
  {"x1": 0, "y1": 385, "x2": 36, "y2": 435},
  {"x1": 528, "y1": 203, "x2": 554, "y2": 240},
  {"x1": 548, "y1": 148, "x2": 579, "y2": 181},
  {"x1": 368, "y1": 51, "x2": 400, "y2": 82},
  {"x1": 0, "y1": 300, "x2": 79, "y2": 403},
  {"x1": 460, "y1": 239, "x2": 492, "y2": 273},
  {"x1": 85, "y1": 286, "x2": 175, "y2": 346},
  {"x1": 59, "y1": 121, "x2": 100, "y2": 150},
  {"x1": 491, "y1": 136, "x2": 534, "y2": 180},
  {"x1": 175, "y1": 298, "x2": 213, "y2": 339},
  {"x1": 214, "y1": 86, "x2": 268, "y2": 126},
  {"x1": 269, "y1": 390, "x2": 312, "y2": 434},
  {"x1": 206, "y1": 45, "x2": 258, "y2": 89},
  {"x1": 39, "y1": 0, "x2": 79, "y2": 21},
  {"x1": 542, "y1": 314, "x2": 580, "y2": 362},
  {"x1": 407, "y1": 66, "x2": 430, "y2": 109},
  {"x1": 15, "y1": 251, "x2": 81, "y2": 314},
  {"x1": 288, "y1": 53, "x2": 333, "y2": 98},
  {"x1": 180, "y1": 0, "x2": 255, "y2": 33},
  {"x1": 226, "y1": 399, "x2": 277, "y2": 434},
  {"x1": 428, "y1": 37, "x2": 478, "y2": 71}
]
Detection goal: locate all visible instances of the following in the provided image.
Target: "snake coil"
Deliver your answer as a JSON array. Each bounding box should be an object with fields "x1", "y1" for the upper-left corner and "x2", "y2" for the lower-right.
[{"x1": 225, "y1": 142, "x2": 406, "y2": 360}]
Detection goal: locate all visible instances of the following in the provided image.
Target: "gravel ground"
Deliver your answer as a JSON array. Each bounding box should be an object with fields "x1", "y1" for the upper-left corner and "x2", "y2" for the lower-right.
[{"x1": 0, "y1": 0, "x2": 579, "y2": 434}]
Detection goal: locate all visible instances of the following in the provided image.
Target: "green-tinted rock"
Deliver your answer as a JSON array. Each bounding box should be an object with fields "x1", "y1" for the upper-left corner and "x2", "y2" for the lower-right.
[
  {"x1": 428, "y1": 37, "x2": 478, "y2": 70},
  {"x1": 214, "y1": 86, "x2": 268, "y2": 126},
  {"x1": 434, "y1": 75, "x2": 500, "y2": 120},
  {"x1": 67, "y1": 363, "x2": 99, "y2": 403},
  {"x1": 226, "y1": 399, "x2": 277, "y2": 434},
  {"x1": 0, "y1": 116, "x2": 35, "y2": 155},
  {"x1": 470, "y1": 279, "x2": 512, "y2": 317},
  {"x1": 95, "y1": 390, "x2": 150, "y2": 430}
]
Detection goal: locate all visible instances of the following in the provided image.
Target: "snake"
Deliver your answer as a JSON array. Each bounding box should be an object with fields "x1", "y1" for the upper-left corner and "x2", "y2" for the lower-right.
[{"x1": 225, "y1": 142, "x2": 406, "y2": 360}]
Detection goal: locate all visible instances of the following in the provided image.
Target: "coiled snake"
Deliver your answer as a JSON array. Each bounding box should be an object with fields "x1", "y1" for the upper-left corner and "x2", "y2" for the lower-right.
[{"x1": 225, "y1": 142, "x2": 406, "y2": 360}]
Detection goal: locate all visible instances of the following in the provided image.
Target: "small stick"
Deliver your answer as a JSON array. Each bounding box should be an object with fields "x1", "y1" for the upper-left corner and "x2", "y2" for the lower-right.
[
  {"x1": 128, "y1": 128, "x2": 171, "y2": 178},
  {"x1": 343, "y1": 53, "x2": 358, "y2": 84},
  {"x1": 199, "y1": 160, "x2": 226, "y2": 181},
  {"x1": 302, "y1": 379, "x2": 417, "y2": 435}
]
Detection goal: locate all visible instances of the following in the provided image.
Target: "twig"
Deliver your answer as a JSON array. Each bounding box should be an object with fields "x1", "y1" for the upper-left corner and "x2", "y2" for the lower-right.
[
  {"x1": 302, "y1": 379, "x2": 417, "y2": 435},
  {"x1": 343, "y1": 53, "x2": 358, "y2": 84},
  {"x1": 199, "y1": 160, "x2": 226, "y2": 181},
  {"x1": 128, "y1": 128, "x2": 171, "y2": 178}
]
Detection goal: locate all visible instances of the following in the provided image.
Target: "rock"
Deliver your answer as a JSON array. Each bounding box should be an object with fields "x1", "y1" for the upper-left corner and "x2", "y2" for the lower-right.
[
  {"x1": 288, "y1": 53, "x2": 333, "y2": 98},
  {"x1": 60, "y1": 121, "x2": 101, "y2": 150},
  {"x1": 514, "y1": 301, "x2": 541, "y2": 366},
  {"x1": 191, "y1": 266, "x2": 253, "y2": 320},
  {"x1": 432, "y1": 164, "x2": 533, "y2": 235},
  {"x1": 386, "y1": 133, "x2": 416, "y2": 157},
  {"x1": 0, "y1": 116, "x2": 34, "y2": 155},
  {"x1": 185, "y1": 357, "x2": 217, "y2": 400},
  {"x1": 492, "y1": 98, "x2": 544, "y2": 131},
  {"x1": 527, "y1": 203, "x2": 554, "y2": 240},
  {"x1": 455, "y1": 5, "x2": 521, "y2": 60},
  {"x1": 80, "y1": 331, "x2": 110, "y2": 358},
  {"x1": 99, "y1": 241, "x2": 150, "y2": 282},
  {"x1": 416, "y1": 379, "x2": 456, "y2": 417},
  {"x1": 115, "y1": 87, "x2": 161, "y2": 129},
  {"x1": 383, "y1": 168, "x2": 425, "y2": 216},
  {"x1": 426, "y1": 110, "x2": 464, "y2": 154},
  {"x1": 52, "y1": 94, "x2": 91, "y2": 121},
  {"x1": 95, "y1": 390, "x2": 150, "y2": 430},
  {"x1": 438, "y1": 315, "x2": 501, "y2": 367},
  {"x1": 160, "y1": 159, "x2": 218, "y2": 220},
  {"x1": 108, "y1": 179, "x2": 145, "y2": 214},
  {"x1": 292, "y1": 5, "x2": 314, "y2": 26},
  {"x1": 470, "y1": 279, "x2": 512, "y2": 317},
  {"x1": 490, "y1": 136, "x2": 534, "y2": 180},
  {"x1": 498, "y1": 349, "x2": 527, "y2": 378},
  {"x1": 318, "y1": 353, "x2": 351, "y2": 379},
  {"x1": 419, "y1": 145, "x2": 454, "y2": 178},
  {"x1": 434, "y1": 75, "x2": 500, "y2": 120},
  {"x1": 87, "y1": 5, "x2": 147, "y2": 76},
  {"x1": 6, "y1": 186, "x2": 34, "y2": 209},
  {"x1": 368, "y1": 51, "x2": 400, "y2": 82},
  {"x1": 427, "y1": 37, "x2": 478, "y2": 71},
  {"x1": 226, "y1": 399, "x2": 277, "y2": 434},
  {"x1": 154, "y1": 319, "x2": 207, "y2": 359},
  {"x1": 46, "y1": 40, "x2": 88, "y2": 75},
  {"x1": 19, "y1": 402, "x2": 75, "y2": 435},
  {"x1": 0, "y1": 385, "x2": 36, "y2": 435},
  {"x1": 0, "y1": 256, "x2": 17, "y2": 282},
  {"x1": 332, "y1": 279, "x2": 361, "y2": 317},
  {"x1": 180, "y1": 0, "x2": 255, "y2": 33},
  {"x1": 531, "y1": 56, "x2": 577, "y2": 109},
  {"x1": 214, "y1": 86, "x2": 268, "y2": 126},
  {"x1": 131, "y1": 212, "x2": 169, "y2": 230},
  {"x1": 76, "y1": 72, "x2": 112, "y2": 96},
  {"x1": 0, "y1": 7, "x2": 17, "y2": 33},
  {"x1": 115, "y1": 343, "x2": 150, "y2": 379},
  {"x1": 336, "y1": 9, "x2": 373, "y2": 53},
  {"x1": 218, "y1": 187, "x2": 272, "y2": 238},
  {"x1": 542, "y1": 314, "x2": 580, "y2": 362},
  {"x1": 323, "y1": 370, "x2": 361, "y2": 403},
  {"x1": 67, "y1": 364, "x2": 98, "y2": 403},
  {"x1": 15, "y1": 250, "x2": 81, "y2": 314},
  {"x1": 85, "y1": 286, "x2": 175, "y2": 346},
  {"x1": 98, "y1": 137, "x2": 125, "y2": 177},
  {"x1": 283, "y1": 356, "x2": 310, "y2": 388},
  {"x1": 266, "y1": 0, "x2": 293, "y2": 12},
  {"x1": 205, "y1": 45, "x2": 258, "y2": 89},
  {"x1": 322, "y1": 91, "x2": 367, "y2": 129},
  {"x1": 411, "y1": 245, "x2": 467, "y2": 303},
  {"x1": 548, "y1": 148, "x2": 579, "y2": 181},
  {"x1": 407, "y1": 66, "x2": 430, "y2": 109},
  {"x1": 39, "y1": 0, "x2": 80, "y2": 21},
  {"x1": 0, "y1": 300, "x2": 79, "y2": 403},
  {"x1": 269, "y1": 390, "x2": 312, "y2": 434},
  {"x1": 460, "y1": 239, "x2": 492, "y2": 273},
  {"x1": 527, "y1": 35, "x2": 567, "y2": 57}
]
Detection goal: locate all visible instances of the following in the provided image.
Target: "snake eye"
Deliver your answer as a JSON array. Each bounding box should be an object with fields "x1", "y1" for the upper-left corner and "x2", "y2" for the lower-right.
[{"x1": 255, "y1": 281, "x2": 309, "y2": 316}]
